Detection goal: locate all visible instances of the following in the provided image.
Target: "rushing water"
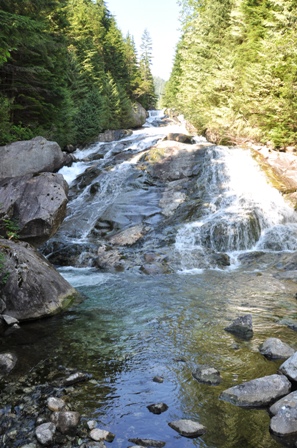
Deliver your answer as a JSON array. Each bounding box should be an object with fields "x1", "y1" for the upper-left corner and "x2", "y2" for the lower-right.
[{"x1": 2, "y1": 112, "x2": 297, "y2": 447}]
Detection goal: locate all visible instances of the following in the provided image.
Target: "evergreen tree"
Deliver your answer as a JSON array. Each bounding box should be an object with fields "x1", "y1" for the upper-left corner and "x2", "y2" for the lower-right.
[{"x1": 137, "y1": 29, "x2": 157, "y2": 109}]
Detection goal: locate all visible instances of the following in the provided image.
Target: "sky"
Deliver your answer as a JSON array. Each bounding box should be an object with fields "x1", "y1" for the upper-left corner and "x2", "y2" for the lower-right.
[{"x1": 106, "y1": 0, "x2": 181, "y2": 80}]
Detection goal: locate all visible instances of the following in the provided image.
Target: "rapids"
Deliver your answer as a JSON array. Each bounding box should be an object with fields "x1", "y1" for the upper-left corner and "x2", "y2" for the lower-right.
[{"x1": 2, "y1": 111, "x2": 297, "y2": 447}]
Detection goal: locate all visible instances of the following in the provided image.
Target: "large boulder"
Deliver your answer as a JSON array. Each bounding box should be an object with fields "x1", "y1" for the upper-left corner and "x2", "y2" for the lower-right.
[
  {"x1": 127, "y1": 102, "x2": 147, "y2": 128},
  {"x1": 0, "y1": 136, "x2": 67, "y2": 179},
  {"x1": 0, "y1": 239, "x2": 80, "y2": 321},
  {"x1": 0, "y1": 173, "x2": 68, "y2": 246},
  {"x1": 220, "y1": 374, "x2": 291, "y2": 408}
]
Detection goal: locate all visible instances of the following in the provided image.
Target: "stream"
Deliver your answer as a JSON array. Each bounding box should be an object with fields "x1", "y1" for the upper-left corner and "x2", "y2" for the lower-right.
[{"x1": 2, "y1": 111, "x2": 297, "y2": 447}]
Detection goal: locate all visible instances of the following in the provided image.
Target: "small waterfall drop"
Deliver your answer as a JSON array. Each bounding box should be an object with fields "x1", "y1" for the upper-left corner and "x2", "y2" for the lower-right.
[{"x1": 175, "y1": 145, "x2": 297, "y2": 271}]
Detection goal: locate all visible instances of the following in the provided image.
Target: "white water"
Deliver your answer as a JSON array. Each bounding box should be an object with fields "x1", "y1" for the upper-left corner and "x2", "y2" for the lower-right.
[{"x1": 175, "y1": 145, "x2": 297, "y2": 270}]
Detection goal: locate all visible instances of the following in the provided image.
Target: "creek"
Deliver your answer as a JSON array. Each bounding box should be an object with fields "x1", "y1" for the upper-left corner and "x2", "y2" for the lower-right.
[{"x1": 2, "y1": 111, "x2": 297, "y2": 447}]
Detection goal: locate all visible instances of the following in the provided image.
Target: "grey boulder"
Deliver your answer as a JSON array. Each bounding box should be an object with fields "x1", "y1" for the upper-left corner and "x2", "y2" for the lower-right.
[
  {"x1": 279, "y1": 352, "x2": 297, "y2": 382},
  {"x1": 259, "y1": 337, "x2": 294, "y2": 360},
  {"x1": 220, "y1": 374, "x2": 291, "y2": 407},
  {"x1": 0, "y1": 136, "x2": 66, "y2": 179},
  {"x1": 0, "y1": 239, "x2": 80, "y2": 320},
  {"x1": 0, "y1": 173, "x2": 68, "y2": 247},
  {"x1": 168, "y1": 419, "x2": 206, "y2": 438}
]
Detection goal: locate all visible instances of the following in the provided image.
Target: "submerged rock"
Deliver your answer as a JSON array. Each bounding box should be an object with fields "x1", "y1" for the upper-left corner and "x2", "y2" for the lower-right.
[
  {"x1": 192, "y1": 365, "x2": 222, "y2": 385},
  {"x1": 224, "y1": 314, "x2": 253, "y2": 340},
  {"x1": 168, "y1": 419, "x2": 206, "y2": 438},
  {"x1": 220, "y1": 374, "x2": 291, "y2": 407},
  {"x1": 51, "y1": 411, "x2": 80, "y2": 435},
  {"x1": 0, "y1": 239, "x2": 80, "y2": 321},
  {"x1": 259, "y1": 338, "x2": 294, "y2": 360},
  {"x1": 35, "y1": 422, "x2": 56, "y2": 446},
  {"x1": 128, "y1": 439, "x2": 165, "y2": 447},
  {"x1": 147, "y1": 402, "x2": 168, "y2": 414}
]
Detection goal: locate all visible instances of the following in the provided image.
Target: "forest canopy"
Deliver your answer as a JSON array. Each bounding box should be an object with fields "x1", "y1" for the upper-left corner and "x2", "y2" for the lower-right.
[
  {"x1": 0, "y1": 0, "x2": 156, "y2": 147},
  {"x1": 162, "y1": 0, "x2": 297, "y2": 149}
]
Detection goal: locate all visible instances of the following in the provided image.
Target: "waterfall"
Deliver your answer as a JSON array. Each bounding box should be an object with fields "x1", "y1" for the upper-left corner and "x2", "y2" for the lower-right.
[{"x1": 175, "y1": 146, "x2": 297, "y2": 271}]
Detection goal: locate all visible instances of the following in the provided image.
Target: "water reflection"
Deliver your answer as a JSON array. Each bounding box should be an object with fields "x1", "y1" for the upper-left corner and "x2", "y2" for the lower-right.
[{"x1": 1, "y1": 268, "x2": 296, "y2": 446}]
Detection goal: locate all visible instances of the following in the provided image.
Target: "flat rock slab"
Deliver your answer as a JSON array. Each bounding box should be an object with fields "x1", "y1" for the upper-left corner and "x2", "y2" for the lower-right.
[
  {"x1": 192, "y1": 365, "x2": 222, "y2": 385},
  {"x1": 279, "y1": 352, "x2": 297, "y2": 381},
  {"x1": 270, "y1": 391, "x2": 297, "y2": 416},
  {"x1": 259, "y1": 338, "x2": 294, "y2": 359},
  {"x1": 220, "y1": 374, "x2": 291, "y2": 408},
  {"x1": 224, "y1": 314, "x2": 253, "y2": 340},
  {"x1": 168, "y1": 419, "x2": 206, "y2": 438},
  {"x1": 270, "y1": 406, "x2": 297, "y2": 437}
]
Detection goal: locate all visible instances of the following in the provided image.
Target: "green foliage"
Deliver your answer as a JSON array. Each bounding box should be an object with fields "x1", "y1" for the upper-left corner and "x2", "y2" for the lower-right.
[
  {"x1": 0, "y1": 0, "x2": 154, "y2": 148},
  {"x1": 164, "y1": 0, "x2": 297, "y2": 148},
  {"x1": 0, "y1": 250, "x2": 9, "y2": 286}
]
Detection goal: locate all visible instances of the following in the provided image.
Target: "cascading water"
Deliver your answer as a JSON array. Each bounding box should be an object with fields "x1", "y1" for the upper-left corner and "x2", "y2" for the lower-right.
[
  {"x1": 175, "y1": 145, "x2": 297, "y2": 271},
  {"x1": 3, "y1": 112, "x2": 297, "y2": 448}
]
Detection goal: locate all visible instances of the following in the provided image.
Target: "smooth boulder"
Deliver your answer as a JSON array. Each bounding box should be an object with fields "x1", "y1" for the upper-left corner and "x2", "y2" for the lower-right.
[
  {"x1": 270, "y1": 391, "x2": 297, "y2": 416},
  {"x1": 259, "y1": 337, "x2": 294, "y2": 359},
  {"x1": 0, "y1": 136, "x2": 66, "y2": 179},
  {"x1": 0, "y1": 173, "x2": 68, "y2": 246},
  {"x1": 279, "y1": 352, "x2": 297, "y2": 381},
  {"x1": 0, "y1": 239, "x2": 80, "y2": 320},
  {"x1": 220, "y1": 374, "x2": 291, "y2": 407}
]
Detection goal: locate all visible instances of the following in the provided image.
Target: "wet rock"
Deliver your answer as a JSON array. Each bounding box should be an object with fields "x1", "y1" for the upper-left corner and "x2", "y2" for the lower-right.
[
  {"x1": 47, "y1": 397, "x2": 66, "y2": 412},
  {"x1": 147, "y1": 402, "x2": 168, "y2": 414},
  {"x1": 0, "y1": 136, "x2": 65, "y2": 180},
  {"x1": 166, "y1": 133, "x2": 193, "y2": 144},
  {"x1": 168, "y1": 419, "x2": 206, "y2": 438},
  {"x1": 35, "y1": 422, "x2": 56, "y2": 446},
  {"x1": 82, "y1": 442, "x2": 106, "y2": 448},
  {"x1": 128, "y1": 439, "x2": 165, "y2": 447},
  {"x1": 0, "y1": 239, "x2": 80, "y2": 321},
  {"x1": 1, "y1": 315, "x2": 19, "y2": 326},
  {"x1": 220, "y1": 374, "x2": 291, "y2": 407},
  {"x1": 270, "y1": 406, "x2": 297, "y2": 437},
  {"x1": 0, "y1": 173, "x2": 68, "y2": 246},
  {"x1": 96, "y1": 129, "x2": 133, "y2": 142},
  {"x1": 0, "y1": 352, "x2": 17, "y2": 375},
  {"x1": 279, "y1": 352, "x2": 297, "y2": 382},
  {"x1": 90, "y1": 428, "x2": 115, "y2": 442},
  {"x1": 270, "y1": 391, "x2": 297, "y2": 416},
  {"x1": 64, "y1": 371, "x2": 92, "y2": 386},
  {"x1": 152, "y1": 376, "x2": 164, "y2": 383},
  {"x1": 259, "y1": 338, "x2": 294, "y2": 360},
  {"x1": 71, "y1": 166, "x2": 101, "y2": 191},
  {"x1": 192, "y1": 365, "x2": 222, "y2": 385},
  {"x1": 87, "y1": 420, "x2": 98, "y2": 430},
  {"x1": 224, "y1": 314, "x2": 253, "y2": 340},
  {"x1": 51, "y1": 411, "x2": 80, "y2": 435},
  {"x1": 108, "y1": 224, "x2": 144, "y2": 246},
  {"x1": 96, "y1": 244, "x2": 122, "y2": 269}
]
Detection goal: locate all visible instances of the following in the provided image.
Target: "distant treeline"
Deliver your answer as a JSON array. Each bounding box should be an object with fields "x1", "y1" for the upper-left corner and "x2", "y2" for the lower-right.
[
  {"x1": 0, "y1": 0, "x2": 156, "y2": 147},
  {"x1": 162, "y1": 0, "x2": 297, "y2": 149}
]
